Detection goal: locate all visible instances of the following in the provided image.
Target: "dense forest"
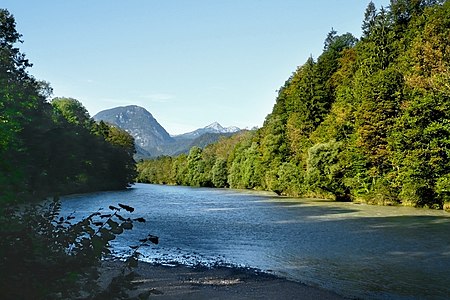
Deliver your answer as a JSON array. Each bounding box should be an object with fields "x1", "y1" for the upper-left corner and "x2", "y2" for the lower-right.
[
  {"x1": 0, "y1": 9, "x2": 136, "y2": 204},
  {"x1": 0, "y1": 9, "x2": 143, "y2": 298},
  {"x1": 137, "y1": 0, "x2": 450, "y2": 210}
]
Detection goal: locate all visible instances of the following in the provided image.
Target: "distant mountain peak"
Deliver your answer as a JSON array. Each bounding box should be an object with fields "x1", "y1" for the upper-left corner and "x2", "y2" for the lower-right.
[
  {"x1": 224, "y1": 126, "x2": 241, "y2": 133},
  {"x1": 94, "y1": 105, "x2": 242, "y2": 158},
  {"x1": 205, "y1": 122, "x2": 224, "y2": 131},
  {"x1": 174, "y1": 122, "x2": 241, "y2": 140}
]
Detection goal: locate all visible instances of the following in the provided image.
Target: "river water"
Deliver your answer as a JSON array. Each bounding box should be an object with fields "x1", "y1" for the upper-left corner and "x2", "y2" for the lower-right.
[{"x1": 61, "y1": 183, "x2": 450, "y2": 299}]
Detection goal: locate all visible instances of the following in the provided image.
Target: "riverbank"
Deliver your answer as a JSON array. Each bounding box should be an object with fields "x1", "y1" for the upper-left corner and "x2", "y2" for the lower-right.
[{"x1": 98, "y1": 260, "x2": 345, "y2": 299}]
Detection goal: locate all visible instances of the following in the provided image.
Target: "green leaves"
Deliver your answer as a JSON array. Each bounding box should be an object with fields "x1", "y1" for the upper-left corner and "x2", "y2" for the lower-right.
[
  {"x1": 1, "y1": 9, "x2": 136, "y2": 203},
  {"x1": 51, "y1": 97, "x2": 91, "y2": 127},
  {"x1": 306, "y1": 140, "x2": 351, "y2": 201},
  {"x1": 0, "y1": 200, "x2": 157, "y2": 298}
]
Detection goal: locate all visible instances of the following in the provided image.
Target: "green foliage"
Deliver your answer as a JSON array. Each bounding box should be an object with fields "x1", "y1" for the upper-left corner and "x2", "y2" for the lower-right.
[
  {"x1": 436, "y1": 174, "x2": 450, "y2": 209},
  {"x1": 362, "y1": 1, "x2": 377, "y2": 37},
  {"x1": 52, "y1": 97, "x2": 92, "y2": 128},
  {"x1": 265, "y1": 161, "x2": 305, "y2": 196},
  {"x1": 0, "y1": 9, "x2": 136, "y2": 203},
  {"x1": 237, "y1": 142, "x2": 264, "y2": 189},
  {"x1": 186, "y1": 147, "x2": 210, "y2": 187},
  {"x1": 136, "y1": 2, "x2": 450, "y2": 209},
  {"x1": 354, "y1": 67, "x2": 403, "y2": 174},
  {"x1": 0, "y1": 8, "x2": 45, "y2": 202},
  {"x1": 0, "y1": 200, "x2": 157, "y2": 299},
  {"x1": 306, "y1": 141, "x2": 351, "y2": 201},
  {"x1": 211, "y1": 158, "x2": 228, "y2": 188}
]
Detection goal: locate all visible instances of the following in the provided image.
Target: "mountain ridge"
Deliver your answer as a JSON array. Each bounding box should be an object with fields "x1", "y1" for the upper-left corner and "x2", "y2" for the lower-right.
[
  {"x1": 93, "y1": 105, "x2": 241, "y2": 159},
  {"x1": 173, "y1": 121, "x2": 240, "y2": 140}
]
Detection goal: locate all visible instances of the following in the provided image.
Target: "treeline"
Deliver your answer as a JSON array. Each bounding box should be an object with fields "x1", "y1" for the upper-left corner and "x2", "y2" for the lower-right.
[
  {"x1": 136, "y1": 131, "x2": 252, "y2": 187},
  {"x1": 0, "y1": 9, "x2": 136, "y2": 204},
  {"x1": 137, "y1": 0, "x2": 450, "y2": 209}
]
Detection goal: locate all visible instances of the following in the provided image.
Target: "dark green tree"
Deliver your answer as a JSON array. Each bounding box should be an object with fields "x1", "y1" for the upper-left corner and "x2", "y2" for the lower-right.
[
  {"x1": 362, "y1": 1, "x2": 377, "y2": 37},
  {"x1": 0, "y1": 8, "x2": 52, "y2": 202},
  {"x1": 211, "y1": 158, "x2": 228, "y2": 188}
]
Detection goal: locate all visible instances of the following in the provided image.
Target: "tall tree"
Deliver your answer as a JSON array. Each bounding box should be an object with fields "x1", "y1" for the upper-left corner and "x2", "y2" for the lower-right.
[
  {"x1": 362, "y1": 1, "x2": 377, "y2": 38},
  {"x1": 0, "y1": 9, "x2": 50, "y2": 202}
]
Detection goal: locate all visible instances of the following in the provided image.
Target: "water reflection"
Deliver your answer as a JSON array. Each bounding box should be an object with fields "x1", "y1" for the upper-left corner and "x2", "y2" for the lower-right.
[{"x1": 61, "y1": 183, "x2": 450, "y2": 300}]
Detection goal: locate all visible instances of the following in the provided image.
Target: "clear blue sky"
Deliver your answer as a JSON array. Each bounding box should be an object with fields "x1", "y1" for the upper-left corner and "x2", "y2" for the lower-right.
[{"x1": 3, "y1": 0, "x2": 390, "y2": 134}]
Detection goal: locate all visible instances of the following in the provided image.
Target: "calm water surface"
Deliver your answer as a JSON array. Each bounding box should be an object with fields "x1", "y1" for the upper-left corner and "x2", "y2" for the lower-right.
[{"x1": 61, "y1": 183, "x2": 450, "y2": 299}]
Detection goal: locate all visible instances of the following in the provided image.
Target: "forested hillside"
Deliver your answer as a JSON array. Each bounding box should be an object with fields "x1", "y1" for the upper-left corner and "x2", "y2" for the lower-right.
[
  {"x1": 0, "y1": 9, "x2": 136, "y2": 203},
  {"x1": 137, "y1": 1, "x2": 450, "y2": 209}
]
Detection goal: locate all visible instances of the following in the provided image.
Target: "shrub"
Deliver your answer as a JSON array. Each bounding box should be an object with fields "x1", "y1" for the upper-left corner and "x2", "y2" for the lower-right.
[{"x1": 0, "y1": 199, "x2": 157, "y2": 299}]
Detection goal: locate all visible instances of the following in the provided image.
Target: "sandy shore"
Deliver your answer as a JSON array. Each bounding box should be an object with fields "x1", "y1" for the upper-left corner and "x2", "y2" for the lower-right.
[{"x1": 98, "y1": 260, "x2": 346, "y2": 299}]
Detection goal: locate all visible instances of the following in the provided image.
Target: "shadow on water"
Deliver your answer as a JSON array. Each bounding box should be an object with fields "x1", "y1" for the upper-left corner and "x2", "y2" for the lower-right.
[
  {"x1": 270, "y1": 201, "x2": 359, "y2": 215},
  {"x1": 265, "y1": 209, "x2": 450, "y2": 300},
  {"x1": 61, "y1": 184, "x2": 450, "y2": 300}
]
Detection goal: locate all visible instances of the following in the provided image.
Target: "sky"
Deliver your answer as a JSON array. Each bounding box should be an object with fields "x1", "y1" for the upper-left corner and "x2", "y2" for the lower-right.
[{"x1": 3, "y1": 0, "x2": 390, "y2": 135}]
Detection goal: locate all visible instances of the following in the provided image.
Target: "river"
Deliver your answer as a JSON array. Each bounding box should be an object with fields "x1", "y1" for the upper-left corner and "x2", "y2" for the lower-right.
[{"x1": 60, "y1": 183, "x2": 450, "y2": 299}]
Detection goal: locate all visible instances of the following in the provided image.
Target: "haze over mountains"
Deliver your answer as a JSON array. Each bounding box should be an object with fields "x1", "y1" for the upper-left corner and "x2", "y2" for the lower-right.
[{"x1": 93, "y1": 105, "x2": 241, "y2": 159}]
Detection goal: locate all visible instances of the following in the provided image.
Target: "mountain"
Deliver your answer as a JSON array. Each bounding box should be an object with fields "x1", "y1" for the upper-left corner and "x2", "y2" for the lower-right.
[
  {"x1": 93, "y1": 105, "x2": 174, "y2": 157},
  {"x1": 94, "y1": 106, "x2": 241, "y2": 159},
  {"x1": 173, "y1": 122, "x2": 240, "y2": 140}
]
